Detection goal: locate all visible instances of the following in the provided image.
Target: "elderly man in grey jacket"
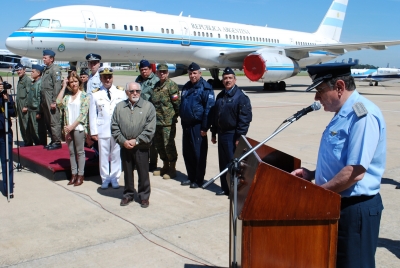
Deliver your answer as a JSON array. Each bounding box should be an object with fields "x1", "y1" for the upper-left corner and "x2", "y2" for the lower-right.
[{"x1": 111, "y1": 82, "x2": 156, "y2": 208}]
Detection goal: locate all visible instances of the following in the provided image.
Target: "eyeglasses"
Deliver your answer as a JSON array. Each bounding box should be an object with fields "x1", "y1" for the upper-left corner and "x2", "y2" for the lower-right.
[
  {"x1": 127, "y1": 90, "x2": 141, "y2": 94},
  {"x1": 315, "y1": 85, "x2": 334, "y2": 93}
]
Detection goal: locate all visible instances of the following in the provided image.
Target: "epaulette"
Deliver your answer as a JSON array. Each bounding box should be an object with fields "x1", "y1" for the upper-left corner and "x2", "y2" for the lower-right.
[
  {"x1": 241, "y1": 89, "x2": 248, "y2": 97},
  {"x1": 91, "y1": 88, "x2": 100, "y2": 93},
  {"x1": 116, "y1": 86, "x2": 124, "y2": 91},
  {"x1": 352, "y1": 102, "x2": 368, "y2": 117}
]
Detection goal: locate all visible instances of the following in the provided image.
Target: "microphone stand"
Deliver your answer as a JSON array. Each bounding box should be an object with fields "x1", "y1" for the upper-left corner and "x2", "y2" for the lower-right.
[{"x1": 202, "y1": 116, "x2": 301, "y2": 268}]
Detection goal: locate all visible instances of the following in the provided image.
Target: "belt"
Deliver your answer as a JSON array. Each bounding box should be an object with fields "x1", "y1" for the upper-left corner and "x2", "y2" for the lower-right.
[{"x1": 341, "y1": 194, "x2": 376, "y2": 205}]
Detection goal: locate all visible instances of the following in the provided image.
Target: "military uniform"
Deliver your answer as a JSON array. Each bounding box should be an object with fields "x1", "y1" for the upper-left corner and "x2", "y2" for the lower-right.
[
  {"x1": 87, "y1": 71, "x2": 101, "y2": 94},
  {"x1": 136, "y1": 63, "x2": 160, "y2": 168},
  {"x1": 89, "y1": 84, "x2": 126, "y2": 185},
  {"x1": 16, "y1": 73, "x2": 32, "y2": 145},
  {"x1": 26, "y1": 77, "x2": 47, "y2": 145},
  {"x1": 150, "y1": 76, "x2": 180, "y2": 178},
  {"x1": 41, "y1": 62, "x2": 62, "y2": 145}
]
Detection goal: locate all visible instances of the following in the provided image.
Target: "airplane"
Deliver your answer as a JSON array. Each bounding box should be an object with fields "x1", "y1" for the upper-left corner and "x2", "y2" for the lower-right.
[
  {"x1": 0, "y1": 49, "x2": 40, "y2": 69},
  {"x1": 5, "y1": 0, "x2": 400, "y2": 90},
  {"x1": 352, "y1": 68, "x2": 400, "y2": 86}
]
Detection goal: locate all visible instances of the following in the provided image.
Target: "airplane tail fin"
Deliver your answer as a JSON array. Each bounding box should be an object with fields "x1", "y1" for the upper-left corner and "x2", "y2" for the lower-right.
[{"x1": 314, "y1": 0, "x2": 348, "y2": 42}]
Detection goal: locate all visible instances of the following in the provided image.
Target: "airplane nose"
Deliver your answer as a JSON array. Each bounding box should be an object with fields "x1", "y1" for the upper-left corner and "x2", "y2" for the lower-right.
[{"x1": 5, "y1": 33, "x2": 28, "y2": 56}]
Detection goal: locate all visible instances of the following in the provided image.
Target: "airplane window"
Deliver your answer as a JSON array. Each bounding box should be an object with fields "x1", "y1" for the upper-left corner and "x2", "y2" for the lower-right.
[
  {"x1": 166, "y1": 29, "x2": 169, "y2": 34},
  {"x1": 135, "y1": 26, "x2": 138, "y2": 31},
  {"x1": 124, "y1": 25, "x2": 127, "y2": 30},
  {"x1": 233, "y1": 35, "x2": 235, "y2": 40},
  {"x1": 171, "y1": 29, "x2": 174, "y2": 34},
  {"x1": 141, "y1": 26, "x2": 144, "y2": 31},
  {"x1": 210, "y1": 33, "x2": 213, "y2": 37},
  {"x1": 202, "y1": 32, "x2": 204, "y2": 37},
  {"x1": 105, "y1": 23, "x2": 109, "y2": 29},
  {"x1": 130, "y1": 25, "x2": 133, "y2": 31},
  {"x1": 193, "y1": 31, "x2": 196, "y2": 36},
  {"x1": 40, "y1": 19, "x2": 50, "y2": 28},
  {"x1": 51, "y1": 20, "x2": 61, "y2": 28},
  {"x1": 24, "y1": 19, "x2": 41, "y2": 28},
  {"x1": 226, "y1": 34, "x2": 228, "y2": 39},
  {"x1": 229, "y1": 35, "x2": 232, "y2": 39},
  {"x1": 247, "y1": 36, "x2": 249, "y2": 41},
  {"x1": 236, "y1": 35, "x2": 238, "y2": 40},
  {"x1": 112, "y1": 24, "x2": 115, "y2": 29},
  {"x1": 218, "y1": 34, "x2": 220, "y2": 38},
  {"x1": 162, "y1": 28, "x2": 164, "y2": 33},
  {"x1": 206, "y1": 33, "x2": 209, "y2": 37}
]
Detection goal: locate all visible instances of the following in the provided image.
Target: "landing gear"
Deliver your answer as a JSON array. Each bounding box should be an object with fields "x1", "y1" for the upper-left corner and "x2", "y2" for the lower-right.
[
  {"x1": 369, "y1": 81, "x2": 378, "y2": 86},
  {"x1": 375, "y1": 81, "x2": 379, "y2": 86},
  {"x1": 208, "y1": 68, "x2": 224, "y2": 88},
  {"x1": 263, "y1": 81, "x2": 286, "y2": 91}
]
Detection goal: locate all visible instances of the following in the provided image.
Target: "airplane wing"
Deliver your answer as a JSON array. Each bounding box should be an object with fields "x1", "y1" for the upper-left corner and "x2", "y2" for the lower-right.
[
  {"x1": 0, "y1": 61, "x2": 17, "y2": 67},
  {"x1": 218, "y1": 40, "x2": 400, "y2": 62}
]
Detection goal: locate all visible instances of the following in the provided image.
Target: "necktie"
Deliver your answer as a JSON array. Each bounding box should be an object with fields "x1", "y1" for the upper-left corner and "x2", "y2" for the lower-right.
[{"x1": 107, "y1": 90, "x2": 111, "y2": 100}]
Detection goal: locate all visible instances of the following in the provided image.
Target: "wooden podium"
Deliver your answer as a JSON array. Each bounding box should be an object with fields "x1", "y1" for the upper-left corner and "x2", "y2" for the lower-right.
[{"x1": 229, "y1": 136, "x2": 341, "y2": 268}]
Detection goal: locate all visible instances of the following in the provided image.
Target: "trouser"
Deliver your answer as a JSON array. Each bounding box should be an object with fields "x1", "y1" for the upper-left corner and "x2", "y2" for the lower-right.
[
  {"x1": 0, "y1": 131, "x2": 13, "y2": 194},
  {"x1": 218, "y1": 132, "x2": 236, "y2": 194},
  {"x1": 182, "y1": 124, "x2": 208, "y2": 186},
  {"x1": 154, "y1": 125, "x2": 178, "y2": 162},
  {"x1": 337, "y1": 193, "x2": 383, "y2": 268},
  {"x1": 41, "y1": 93, "x2": 61, "y2": 143},
  {"x1": 67, "y1": 130, "x2": 86, "y2": 176},
  {"x1": 149, "y1": 141, "x2": 158, "y2": 164},
  {"x1": 98, "y1": 137, "x2": 121, "y2": 183},
  {"x1": 16, "y1": 100, "x2": 29, "y2": 144},
  {"x1": 121, "y1": 147, "x2": 151, "y2": 201},
  {"x1": 26, "y1": 111, "x2": 45, "y2": 145}
]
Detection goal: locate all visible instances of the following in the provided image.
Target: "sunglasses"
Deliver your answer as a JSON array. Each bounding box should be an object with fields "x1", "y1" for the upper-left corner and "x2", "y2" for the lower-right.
[{"x1": 127, "y1": 90, "x2": 141, "y2": 94}]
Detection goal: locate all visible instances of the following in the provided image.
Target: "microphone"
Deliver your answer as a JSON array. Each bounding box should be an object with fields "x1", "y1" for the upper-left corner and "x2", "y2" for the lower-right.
[{"x1": 283, "y1": 102, "x2": 321, "y2": 123}]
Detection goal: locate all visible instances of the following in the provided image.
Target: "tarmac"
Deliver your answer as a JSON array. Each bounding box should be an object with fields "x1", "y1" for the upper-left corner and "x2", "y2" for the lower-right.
[{"x1": 1, "y1": 74, "x2": 399, "y2": 267}]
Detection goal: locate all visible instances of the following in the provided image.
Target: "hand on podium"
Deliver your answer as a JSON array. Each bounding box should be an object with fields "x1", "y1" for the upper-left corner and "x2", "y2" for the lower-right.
[{"x1": 291, "y1": 167, "x2": 315, "y2": 182}]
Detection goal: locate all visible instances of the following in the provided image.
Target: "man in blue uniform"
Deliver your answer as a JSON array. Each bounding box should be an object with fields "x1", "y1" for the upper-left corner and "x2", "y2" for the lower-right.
[
  {"x1": 291, "y1": 63, "x2": 386, "y2": 268},
  {"x1": 180, "y1": 62, "x2": 215, "y2": 188},
  {"x1": 211, "y1": 67, "x2": 252, "y2": 196},
  {"x1": 86, "y1": 53, "x2": 102, "y2": 94}
]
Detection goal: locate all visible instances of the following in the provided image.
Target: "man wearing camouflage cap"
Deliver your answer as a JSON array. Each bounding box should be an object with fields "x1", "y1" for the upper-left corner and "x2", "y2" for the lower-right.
[
  {"x1": 15, "y1": 63, "x2": 32, "y2": 146},
  {"x1": 150, "y1": 64, "x2": 180, "y2": 180}
]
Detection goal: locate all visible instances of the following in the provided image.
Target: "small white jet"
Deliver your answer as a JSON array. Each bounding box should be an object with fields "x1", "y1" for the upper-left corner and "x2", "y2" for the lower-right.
[
  {"x1": 352, "y1": 68, "x2": 400, "y2": 86},
  {"x1": 5, "y1": 0, "x2": 400, "y2": 90}
]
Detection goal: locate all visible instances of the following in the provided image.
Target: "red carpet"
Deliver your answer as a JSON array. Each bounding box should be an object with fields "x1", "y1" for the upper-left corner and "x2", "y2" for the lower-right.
[{"x1": 12, "y1": 143, "x2": 99, "y2": 180}]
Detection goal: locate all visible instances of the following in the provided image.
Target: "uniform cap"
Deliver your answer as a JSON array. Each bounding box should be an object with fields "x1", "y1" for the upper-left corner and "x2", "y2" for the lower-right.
[
  {"x1": 80, "y1": 68, "x2": 89, "y2": 76},
  {"x1": 43, "y1": 50, "x2": 55, "y2": 57},
  {"x1": 222, "y1": 67, "x2": 235, "y2": 76},
  {"x1": 188, "y1": 62, "x2": 200, "y2": 71},
  {"x1": 157, "y1": 63, "x2": 169, "y2": 71},
  {"x1": 99, "y1": 67, "x2": 113, "y2": 75},
  {"x1": 139, "y1": 59, "x2": 151, "y2": 68},
  {"x1": 32, "y1": 64, "x2": 44, "y2": 72},
  {"x1": 306, "y1": 63, "x2": 355, "y2": 92},
  {"x1": 86, "y1": 53, "x2": 101, "y2": 61},
  {"x1": 14, "y1": 63, "x2": 25, "y2": 70}
]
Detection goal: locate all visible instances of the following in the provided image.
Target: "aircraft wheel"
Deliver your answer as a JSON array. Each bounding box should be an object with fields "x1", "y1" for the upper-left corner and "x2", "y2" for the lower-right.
[
  {"x1": 374, "y1": 81, "x2": 379, "y2": 86},
  {"x1": 278, "y1": 81, "x2": 286, "y2": 91},
  {"x1": 369, "y1": 82, "x2": 373, "y2": 86}
]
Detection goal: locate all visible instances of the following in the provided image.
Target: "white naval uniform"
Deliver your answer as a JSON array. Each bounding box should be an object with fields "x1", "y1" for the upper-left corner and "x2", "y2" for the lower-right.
[
  {"x1": 89, "y1": 85, "x2": 126, "y2": 183},
  {"x1": 87, "y1": 71, "x2": 102, "y2": 94}
]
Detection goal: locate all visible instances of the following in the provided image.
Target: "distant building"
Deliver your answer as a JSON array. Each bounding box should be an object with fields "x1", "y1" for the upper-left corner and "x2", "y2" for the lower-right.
[{"x1": 348, "y1": 58, "x2": 353, "y2": 64}]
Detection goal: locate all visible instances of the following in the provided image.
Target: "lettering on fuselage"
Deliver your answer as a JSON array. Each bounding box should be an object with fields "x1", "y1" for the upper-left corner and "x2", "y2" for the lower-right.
[{"x1": 191, "y1": 23, "x2": 250, "y2": 35}]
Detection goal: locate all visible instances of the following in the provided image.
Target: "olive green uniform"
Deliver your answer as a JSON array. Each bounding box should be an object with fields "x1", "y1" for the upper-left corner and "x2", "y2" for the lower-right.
[
  {"x1": 150, "y1": 78, "x2": 180, "y2": 162},
  {"x1": 16, "y1": 74, "x2": 32, "y2": 145},
  {"x1": 41, "y1": 63, "x2": 62, "y2": 143},
  {"x1": 26, "y1": 78, "x2": 47, "y2": 145},
  {"x1": 135, "y1": 72, "x2": 160, "y2": 165}
]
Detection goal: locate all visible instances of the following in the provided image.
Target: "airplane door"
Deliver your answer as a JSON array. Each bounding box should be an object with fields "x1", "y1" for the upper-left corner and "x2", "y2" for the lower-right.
[
  {"x1": 81, "y1": 10, "x2": 98, "y2": 41},
  {"x1": 179, "y1": 21, "x2": 191, "y2": 46}
]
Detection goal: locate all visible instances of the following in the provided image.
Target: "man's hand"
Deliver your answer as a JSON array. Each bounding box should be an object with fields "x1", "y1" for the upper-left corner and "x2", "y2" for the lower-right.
[
  {"x1": 91, "y1": 135, "x2": 98, "y2": 141},
  {"x1": 22, "y1": 107, "x2": 28, "y2": 113},
  {"x1": 211, "y1": 136, "x2": 217, "y2": 144},
  {"x1": 200, "y1": 130, "x2": 207, "y2": 137},
  {"x1": 123, "y1": 139, "x2": 136, "y2": 149},
  {"x1": 36, "y1": 114, "x2": 41, "y2": 119},
  {"x1": 291, "y1": 168, "x2": 314, "y2": 182},
  {"x1": 50, "y1": 103, "x2": 56, "y2": 110}
]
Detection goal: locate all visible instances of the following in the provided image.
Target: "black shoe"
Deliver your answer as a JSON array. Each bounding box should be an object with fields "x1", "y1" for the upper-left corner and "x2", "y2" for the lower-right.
[
  {"x1": 47, "y1": 142, "x2": 62, "y2": 150},
  {"x1": 44, "y1": 142, "x2": 53, "y2": 149},
  {"x1": 181, "y1": 179, "x2": 191, "y2": 186},
  {"x1": 190, "y1": 182, "x2": 199, "y2": 189},
  {"x1": 149, "y1": 163, "x2": 157, "y2": 172},
  {"x1": 216, "y1": 190, "x2": 228, "y2": 196}
]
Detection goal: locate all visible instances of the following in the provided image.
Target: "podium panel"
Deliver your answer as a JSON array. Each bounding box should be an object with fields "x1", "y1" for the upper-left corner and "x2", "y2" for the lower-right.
[{"x1": 229, "y1": 136, "x2": 341, "y2": 268}]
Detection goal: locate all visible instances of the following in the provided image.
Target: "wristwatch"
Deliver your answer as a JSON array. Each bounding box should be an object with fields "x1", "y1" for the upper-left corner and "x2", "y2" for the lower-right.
[{"x1": 136, "y1": 139, "x2": 139, "y2": 145}]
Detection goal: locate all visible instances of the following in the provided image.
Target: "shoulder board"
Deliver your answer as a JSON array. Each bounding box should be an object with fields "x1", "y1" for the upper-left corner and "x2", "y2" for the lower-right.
[
  {"x1": 92, "y1": 88, "x2": 100, "y2": 93},
  {"x1": 116, "y1": 86, "x2": 124, "y2": 91},
  {"x1": 352, "y1": 102, "x2": 368, "y2": 117},
  {"x1": 240, "y1": 89, "x2": 248, "y2": 97}
]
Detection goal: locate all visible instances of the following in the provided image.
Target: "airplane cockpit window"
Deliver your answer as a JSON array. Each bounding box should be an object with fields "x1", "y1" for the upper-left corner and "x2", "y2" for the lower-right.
[
  {"x1": 112, "y1": 24, "x2": 115, "y2": 29},
  {"x1": 141, "y1": 26, "x2": 144, "y2": 31},
  {"x1": 171, "y1": 29, "x2": 174, "y2": 34},
  {"x1": 24, "y1": 19, "x2": 41, "y2": 28},
  {"x1": 51, "y1": 20, "x2": 61, "y2": 28},
  {"x1": 40, "y1": 19, "x2": 50, "y2": 28}
]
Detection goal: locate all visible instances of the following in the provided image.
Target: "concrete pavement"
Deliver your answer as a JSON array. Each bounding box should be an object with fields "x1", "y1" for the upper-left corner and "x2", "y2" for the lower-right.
[{"x1": 1, "y1": 75, "x2": 399, "y2": 267}]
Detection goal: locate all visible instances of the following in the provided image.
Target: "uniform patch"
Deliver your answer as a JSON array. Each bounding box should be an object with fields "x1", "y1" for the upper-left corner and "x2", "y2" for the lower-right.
[
  {"x1": 92, "y1": 88, "x2": 100, "y2": 93},
  {"x1": 171, "y1": 94, "x2": 179, "y2": 101},
  {"x1": 208, "y1": 94, "x2": 213, "y2": 99},
  {"x1": 352, "y1": 102, "x2": 368, "y2": 117},
  {"x1": 116, "y1": 86, "x2": 124, "y2": 90}
]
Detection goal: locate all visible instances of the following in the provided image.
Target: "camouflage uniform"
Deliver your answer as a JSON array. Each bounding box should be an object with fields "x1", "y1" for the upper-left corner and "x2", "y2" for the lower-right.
[
  {"x1": 16, "y1": 74, "x2": 32, "y2": 145},
  {"x1": 150, "y1": 78, "x2": 180, "y2": 162}
]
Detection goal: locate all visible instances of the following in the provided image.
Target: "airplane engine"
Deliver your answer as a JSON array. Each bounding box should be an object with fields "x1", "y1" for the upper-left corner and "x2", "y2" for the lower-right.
[{"x1": 243, "y1": 52, "x2": 300, "y2": 83}]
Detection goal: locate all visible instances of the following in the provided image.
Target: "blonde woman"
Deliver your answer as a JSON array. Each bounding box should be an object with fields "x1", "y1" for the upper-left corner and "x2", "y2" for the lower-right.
[{"x1": 56, "y1": 71, "x2": 89, "y2": 186}]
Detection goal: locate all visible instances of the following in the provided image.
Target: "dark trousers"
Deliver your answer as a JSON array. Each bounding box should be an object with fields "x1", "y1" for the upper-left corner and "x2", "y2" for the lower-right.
[
  {"x1": 149, "y1": 142, "x2": 158, "y2": 164},
  {"x1": 121, "y1": 147, "x2": 151, "y2": 201},
  {"x1": 182, "y1": 124, "x2": 208, "y2": 185},
  {"x1": 218, "y1": 132, "x2": 236, "y2": 194},
  {"x1": 0, "y1": 131, "x2": 13, "y2": 194},
  {"x1": 337, "y1": 193, "x2": 383, "y2": 268}
]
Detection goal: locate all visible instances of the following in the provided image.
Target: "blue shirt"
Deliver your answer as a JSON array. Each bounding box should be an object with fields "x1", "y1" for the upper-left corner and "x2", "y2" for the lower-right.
[
  {"x1": 87, "y1": 71, "x2": 102, "y2": 94},
  {"x1": 315, "y1": 90, "x2": 386, "y2": 197}
]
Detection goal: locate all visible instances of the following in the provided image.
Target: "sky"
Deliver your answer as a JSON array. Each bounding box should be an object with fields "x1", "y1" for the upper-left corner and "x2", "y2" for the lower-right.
[{"x1": 1, "y1": 0, "x2": 400, "y2": 67}]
